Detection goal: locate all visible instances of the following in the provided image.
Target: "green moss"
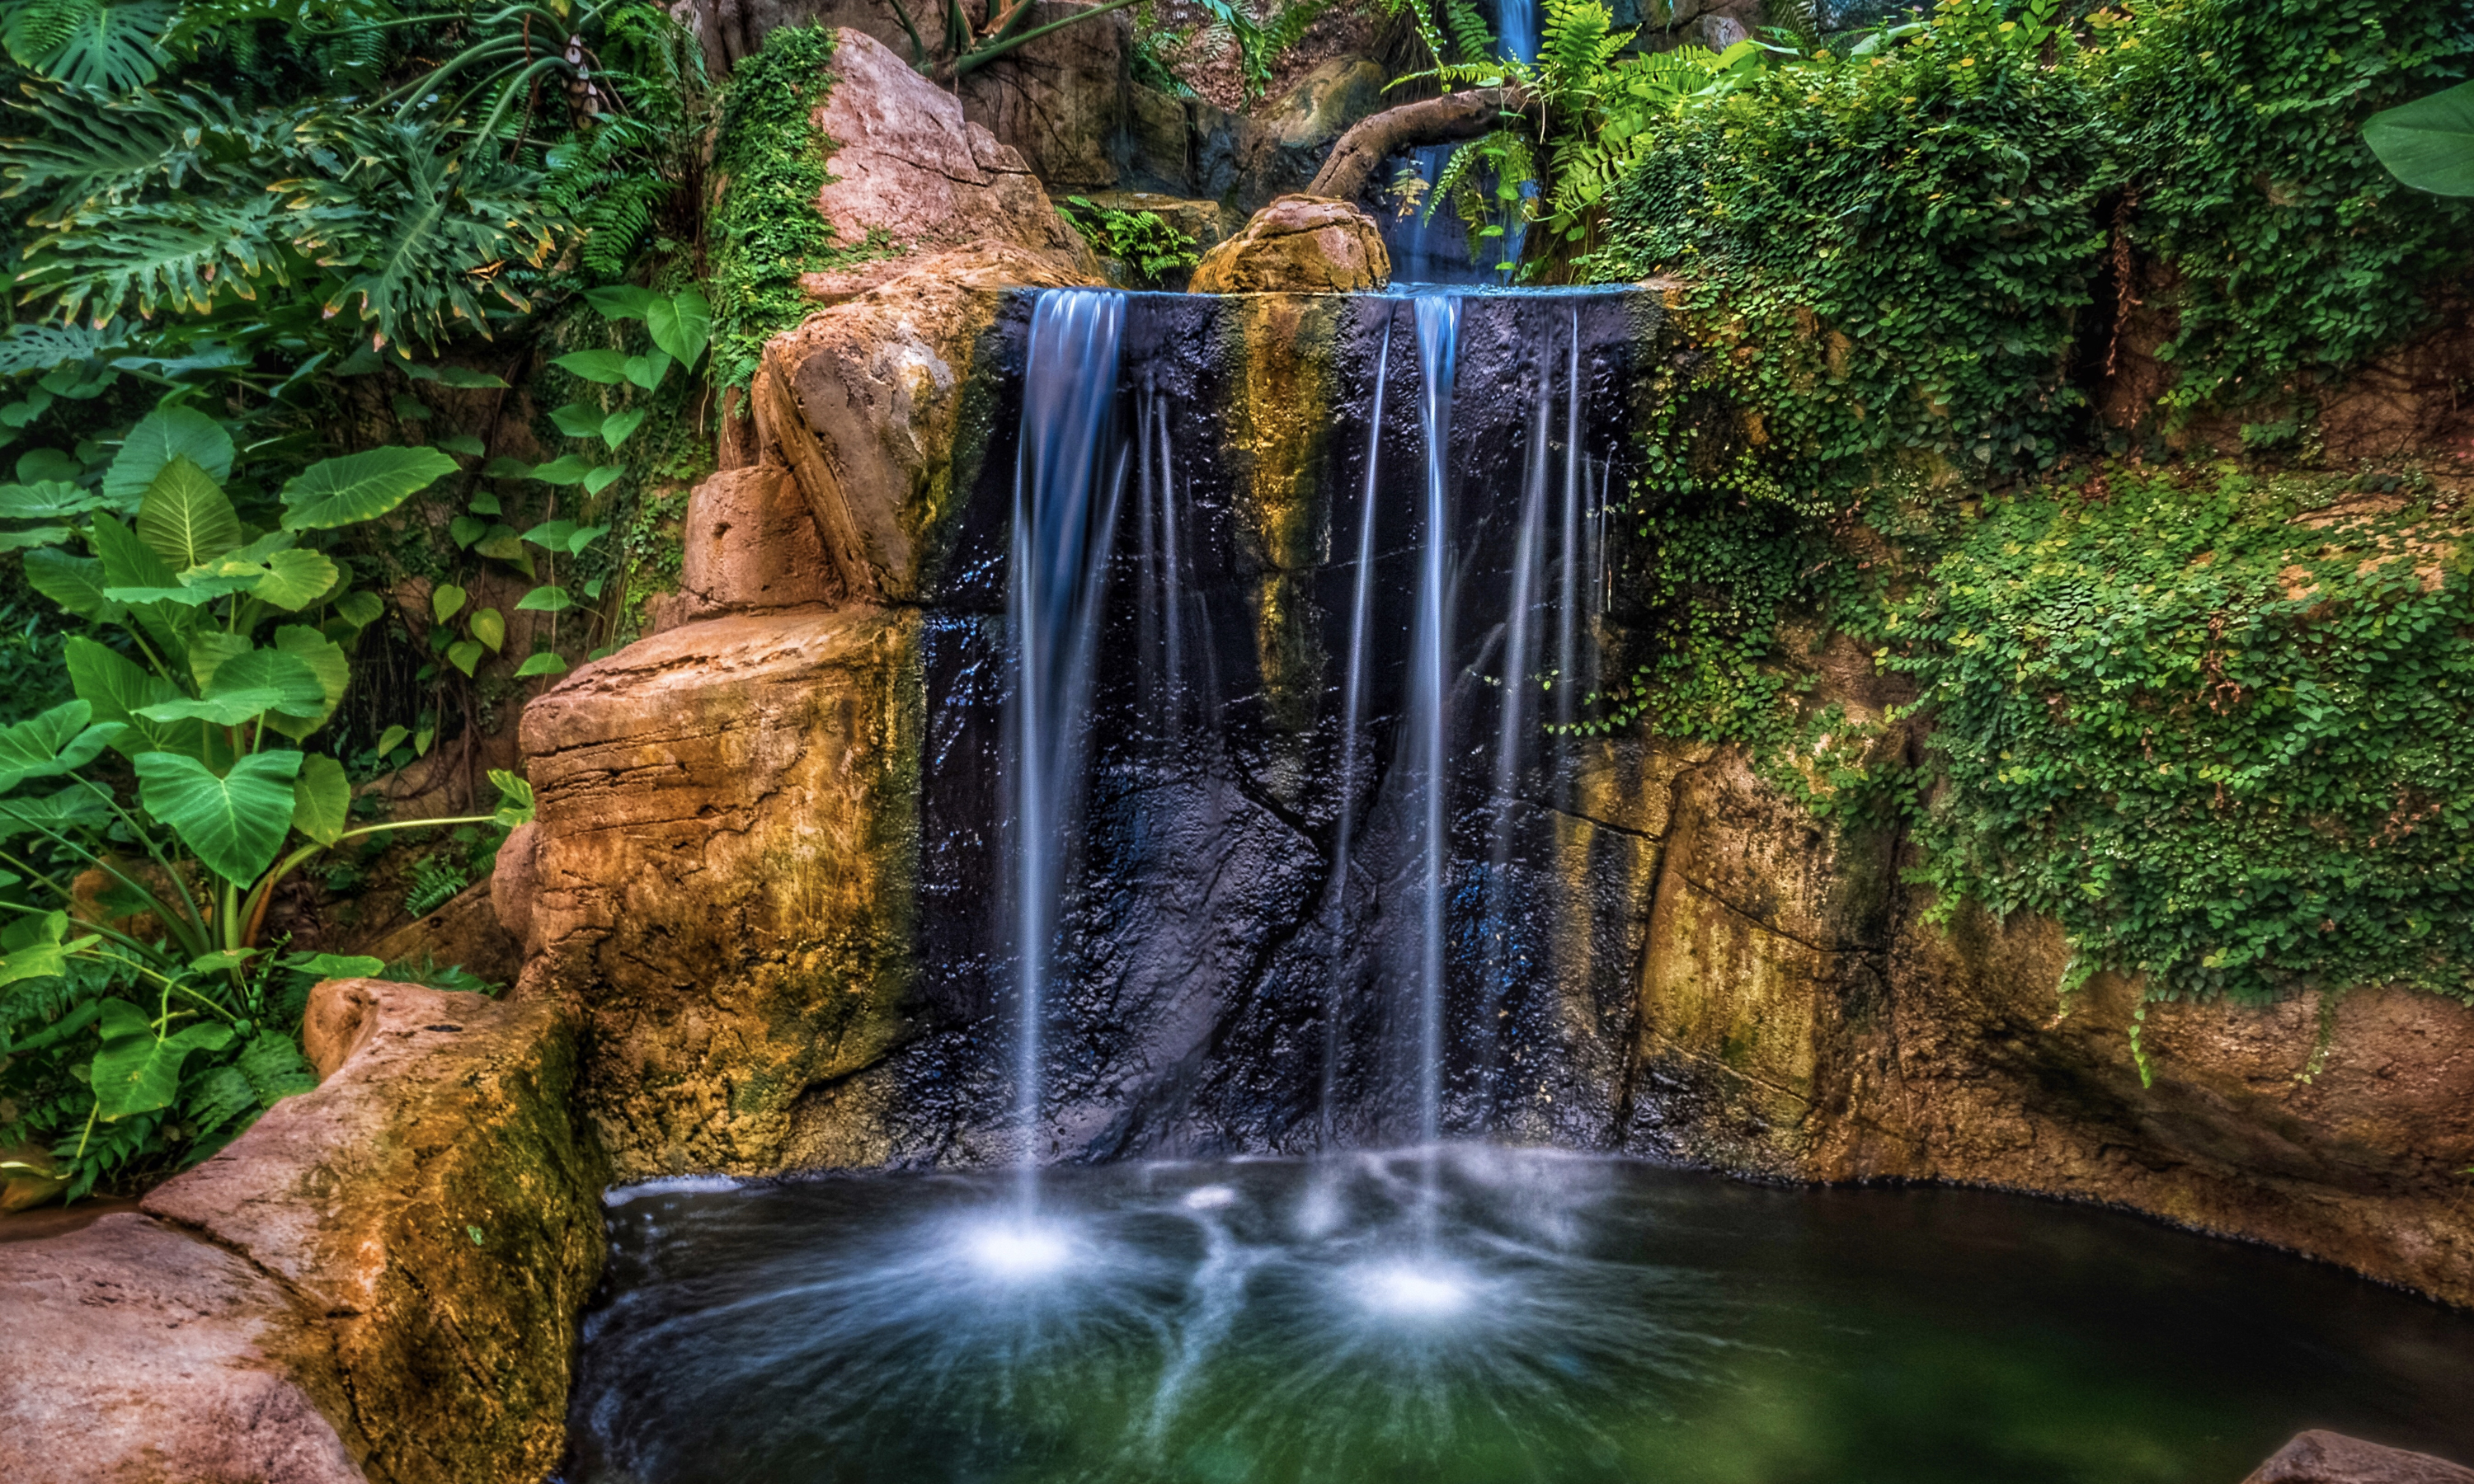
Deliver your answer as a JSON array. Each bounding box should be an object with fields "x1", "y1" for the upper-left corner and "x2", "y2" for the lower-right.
[{"x1": 708, "y1": 24, "x2": 897, "y2": 390}]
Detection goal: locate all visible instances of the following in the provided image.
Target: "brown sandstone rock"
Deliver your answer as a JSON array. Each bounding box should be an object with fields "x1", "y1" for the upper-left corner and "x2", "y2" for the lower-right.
[
  {"x1": 2244, "y1": 1431, "x2": 2474, "y2": 1484},
  {"x1": 814, "y1": 28, "x2": 1096, "y2": 266},
  {"x1": 142, "y1": 979, "x2": 603, "y2": 1484},
  {"x1": 754, "y1": 240, "x2": 1099, "y2": 601},
  {"x1": 0, "y1": 1213, "x2": 363, "y2": 1484},
  {"x1": 514, "y1": 608, "x2": 924, "y2": 1176},
  {"x1": 647, "y1": 462, "x2": 840, "y2": 635},
  {"x1": 1189, "y1": 195, "x2": 1390, "y2": 294},
  {"x1": 1261, "y1": 56, "x2": 1387, "y2": 147}
]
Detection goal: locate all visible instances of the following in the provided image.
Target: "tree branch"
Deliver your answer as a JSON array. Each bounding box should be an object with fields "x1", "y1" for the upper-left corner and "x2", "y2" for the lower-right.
[{"x1": 1305, "y1": 86, "x2": 1536, "y2": 203}]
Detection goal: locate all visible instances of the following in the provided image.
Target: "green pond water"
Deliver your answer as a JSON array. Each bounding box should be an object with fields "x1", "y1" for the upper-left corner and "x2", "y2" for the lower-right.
[{"x1": 562, "y1": 1148, "x2": 2474, "y2": 1484}]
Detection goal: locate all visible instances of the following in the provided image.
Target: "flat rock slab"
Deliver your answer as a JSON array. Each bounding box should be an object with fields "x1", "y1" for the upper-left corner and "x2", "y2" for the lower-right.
[
  {"x1": 0, "y1": 1213, "x2": 362, "y2": 1484},
  {"x1": 2246, "y1": 1431, "x2": 2474, "y2": 1484}
]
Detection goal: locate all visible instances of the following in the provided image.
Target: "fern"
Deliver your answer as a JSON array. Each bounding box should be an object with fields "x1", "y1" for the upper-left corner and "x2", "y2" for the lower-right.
[{"x1": 1442, "y1": 0, "x2": 1496, "y2": 64}]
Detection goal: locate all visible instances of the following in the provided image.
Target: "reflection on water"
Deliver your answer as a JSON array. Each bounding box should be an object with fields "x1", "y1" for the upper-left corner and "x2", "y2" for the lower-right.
[{"x1": 564, "y1": 1148, "x2": 2474, "y2": 1484}]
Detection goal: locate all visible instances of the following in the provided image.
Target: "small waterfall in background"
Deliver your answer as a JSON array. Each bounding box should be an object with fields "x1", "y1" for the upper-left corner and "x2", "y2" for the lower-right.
[{"x1": 1005, "y1": 289, "x2": 1126, "y2": 1200}]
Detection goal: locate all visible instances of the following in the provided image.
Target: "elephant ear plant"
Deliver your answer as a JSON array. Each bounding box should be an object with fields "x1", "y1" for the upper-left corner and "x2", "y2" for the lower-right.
[{"x1": 0, "y1": 413, "x2": 534, "y2": 1200}]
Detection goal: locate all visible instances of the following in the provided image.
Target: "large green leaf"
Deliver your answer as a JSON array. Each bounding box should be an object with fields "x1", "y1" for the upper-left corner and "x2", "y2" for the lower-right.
[
  {"x1": 22, "y1": 548, "x2": 125, "y2": 625},
  {"x1": 0, "y1": 480, "x2": 105, "y2": 521},
  {"x1": 104, "y1": 406, "x2": 233, "y2": 509},
  {"x1": 0, "y1": 700, "x2": 122, "y2": 794},
  {"x1": 2, "y1": 0, "x2": 172, "y2": 93},
  {"x1": 290, "y1": 754, "x2": 350, "y2": 846},
  {"x1": 91, "y1": 999, "x2": 234, "y2": 1121},
  {"x1": 2364, "y1": 80, "x2": 2474, "y2": 197},
  {"x1": 135, "y1": 456, "x2": 242, "y2": 570},
  {"x1": 134, "y1": 749, "x2": 303, "y2": 885},
  {"x1": 63, "y1": 634, "x2": 194, "y2": 758},
  {"x1": 0, "y1": 782, "x2": 112, "y2": 844},
  {"x1": 187, "y1": 630, "x2": 252, "y2": 691},
  {"x1": 89, "y1": 510, "x2": 176, "y2": 592},
  {"x1": 251, "y1": 547, "x2": 341, "y2": 610},
  {"x1": 279, "y1": 447, "x2": 459, "y2": 531},
  {"x1": 137, "y1": 648, "x2": 329, "y2": 727},
  {"x1": 647, "y1": 289, "x2": 711, "y2": 368},
  {"x1": 553, "y1": 350, "x2": 628, "y2": 384},
  {"x1": 264, "y1": 627, "x2": 349, "y2": 740}
]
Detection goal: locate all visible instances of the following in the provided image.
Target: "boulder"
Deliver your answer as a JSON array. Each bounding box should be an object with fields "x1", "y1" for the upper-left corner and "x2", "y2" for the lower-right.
[
  {"x1": 2243, "y1": 1431, "x2": 2474, "y2": 1484},
  {"x1": 0, "y1": 979, "x2": 596, "y2": 1484},
  {"x1": 646, "y1": 462, "x2": 840, "y2": 634},
  {"x1": 1189, "y1": 194, "x2": 1391, "y2": 294},
  {"x1": 1261, "y1": 56, "x2": 1387, "y2": 146},
  {"x1": 753, "y1": 239, "x2": 1099, "y2": 602},
  {"x1": 812, "y1": 28, "x2": 1096, "y2": 269},
  {"x1": 512, "y1": 608, "x2": 925, "y2": 1177},
  {"x1": 141, "y1": 979, "x2": 603, "y2": 1484},
  {"x1": 0, "y1": 1213, "x2": 363, "y2": 1484}
]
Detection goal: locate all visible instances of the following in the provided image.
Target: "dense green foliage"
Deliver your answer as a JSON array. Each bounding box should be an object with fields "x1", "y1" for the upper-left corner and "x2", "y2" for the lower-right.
[
  {"x1": 1060, "y1": 196, "x2": 1202, "y2": 285},
  {"x1": 1888, "y1": 467, "x2": 2473, "y2": 1021},
  {"x1": 707, "y1": 24, "x2": 889, "y2": 391},
  {"x1": 2095, "y1": 0, "x2": 2474, "y2": 416},
  {"x1": 0, "y1": 0, "x2": 702, "y2": 1200},
  {"x1": 0, "y1": 434, "x2": 533, "y2": 1197},
  {"x1": 1583, "y1": 0, "x2": 2474, "y2": 1029},
  {"x1": 1603, "y1": 0, "x2": 2108, "y2": 502}
]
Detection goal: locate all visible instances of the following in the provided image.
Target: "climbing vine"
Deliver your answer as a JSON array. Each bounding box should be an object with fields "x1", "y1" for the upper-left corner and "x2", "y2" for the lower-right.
[{"x1": 1885, "y1": 465, "x2": 2474, "y2": 1013}]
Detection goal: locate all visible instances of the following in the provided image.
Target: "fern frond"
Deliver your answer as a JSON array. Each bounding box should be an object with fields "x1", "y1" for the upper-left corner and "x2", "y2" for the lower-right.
[{"x1": 1441, "y1": 0, "x2": 1495, "y2": 64}]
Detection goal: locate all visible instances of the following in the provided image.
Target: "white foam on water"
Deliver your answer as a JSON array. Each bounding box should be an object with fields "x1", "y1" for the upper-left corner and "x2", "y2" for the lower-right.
[
  {"x1": 1182, "y1": 1185, "x2": 1237, "y2": 1211},
  {"x1": 959, "y1": 1220, "x2": 1078, "y2": 1281},
  {"x1": 603, "y1": 1175, "x2": 746, "y2": 1207},
  {"x1": 1352, "y1": 1260, "x2": 1475, "y2": 1318}
]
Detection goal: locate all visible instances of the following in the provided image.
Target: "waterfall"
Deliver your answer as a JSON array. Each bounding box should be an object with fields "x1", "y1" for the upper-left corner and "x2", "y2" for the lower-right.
[
  {"x1": 1475, "y1": 338, "x2": 1554, "y2": 1104},
  {"x1": 1319, "y1": 331, "x2": 1392, "y2": 1144},
  {"x1": 1499, "y1": 0, "x2": 1537, "y2": 63},
  {"x1": 1554, "y1": 309, "x2": 1584, "y2": 747},
  {"x1": 1408, "y1": 294, "x2": 1460, "y2": 1181},
  {"x1": 1006, "y1": 289, "x2": 1126, "y2": 1195}
]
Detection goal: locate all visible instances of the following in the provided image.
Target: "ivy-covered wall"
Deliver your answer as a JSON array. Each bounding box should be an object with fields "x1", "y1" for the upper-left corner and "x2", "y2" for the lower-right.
[{"x1": 1589, "y1": 0, "x2": 2474, "y2": 1036}]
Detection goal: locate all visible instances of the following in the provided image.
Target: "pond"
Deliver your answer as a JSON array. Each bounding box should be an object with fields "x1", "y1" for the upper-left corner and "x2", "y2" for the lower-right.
[{"x1": 562, "y1": 1148, "x2": 2474, "y2": 1484}]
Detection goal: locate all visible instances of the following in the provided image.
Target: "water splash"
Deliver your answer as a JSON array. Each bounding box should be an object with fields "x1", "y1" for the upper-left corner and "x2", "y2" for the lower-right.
[{"x1": 1008, "y1": 289, "x2": 1127, "y2": 1199}]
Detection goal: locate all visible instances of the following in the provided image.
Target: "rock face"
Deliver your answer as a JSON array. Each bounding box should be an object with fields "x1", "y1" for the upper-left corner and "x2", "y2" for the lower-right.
[
  {"x1": 753, "y1": 239, "x2": 1099, "y2": 601},
  {"x1": 1189, "y1": 195, "x2": 1391, "y2": 293},
  {"x1": 0, "y1": 1213, "x2": 363, "y2": 1484},
  {"x1": 1625, "y1": 737, "x2": 2474, "y2": 1308},
  {"x1": 0, "y1": 979, "x2": 599, "y2": 1484},
  {"x1": 2244, "y1": 1431, "x2": 2474, "y2": 1484},
  {"x1": 510, "y1": 609, "x2": 924, "y2": 1176},
  {"x1": 645, "y1": 463, "x2": 839, "y2": 634},
  {"x1": 1261, "y1": 56, "x2": 1388, "y2": 147},
  {"x1": 811, "y1": 28, "x2": 1096, "y2": 265}
]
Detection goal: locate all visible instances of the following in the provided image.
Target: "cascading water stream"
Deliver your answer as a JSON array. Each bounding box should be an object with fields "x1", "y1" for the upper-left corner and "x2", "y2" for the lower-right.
[
  {"x1": 1554, "y1": 308, "x2": 1583, "y2": 749},
  {"x1": 1319, "y1": 331, "x2": 1391, "y2": 1145},
  {"x1": 1475, "y1": 337, "x2": 1555, "y2": 1101},
  {"x1": 1007, "y1": 289, "x2": 1127, "y2": 1206},
  {"x1": 1409, "y1": 293, "x2": 1460, "y2": 1228}
]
